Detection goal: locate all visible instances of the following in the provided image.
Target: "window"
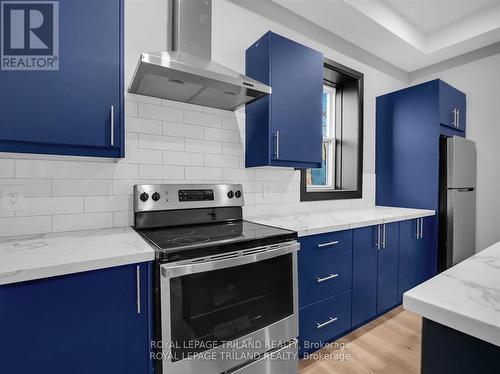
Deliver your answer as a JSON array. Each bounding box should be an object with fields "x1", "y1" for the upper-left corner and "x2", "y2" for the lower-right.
[
  {"x1": 306, "y1": 85, "x2": 336, "y2": 191},
  {"x1": 300, "y1": 58, "x2": 364, "y2": 201}
]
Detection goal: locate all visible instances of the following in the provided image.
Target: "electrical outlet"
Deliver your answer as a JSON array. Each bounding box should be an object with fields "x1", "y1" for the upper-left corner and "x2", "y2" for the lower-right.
[{"x1": 2, "y1": 185, "x2": 25, "y2": 211}]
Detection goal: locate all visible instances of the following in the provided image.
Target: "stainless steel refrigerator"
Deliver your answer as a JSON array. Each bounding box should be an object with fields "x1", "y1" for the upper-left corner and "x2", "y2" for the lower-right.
[{"x1": 439, "y1": 136, "x2": 477, "y2": 271}]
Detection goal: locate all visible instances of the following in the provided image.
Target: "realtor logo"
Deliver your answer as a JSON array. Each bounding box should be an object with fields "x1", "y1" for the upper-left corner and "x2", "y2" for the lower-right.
[{"x1": 1, "y1": 1, "x2": 59, "y2": 70}]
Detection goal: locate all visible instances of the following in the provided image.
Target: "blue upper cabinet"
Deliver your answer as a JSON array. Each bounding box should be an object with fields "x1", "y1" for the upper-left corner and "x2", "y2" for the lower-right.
[
  {"x1": 245, "y1": 32, "x2": 323, "y2": 168},
  {"x1": 0, "y1": 263, "x2": 152, "y2": 374},
  {"x1": 439, "y1": 80, "x2": 466, "y2": 132},
  {"x1": 0, "y1": 0, "x2": 124, "y2": 158}
]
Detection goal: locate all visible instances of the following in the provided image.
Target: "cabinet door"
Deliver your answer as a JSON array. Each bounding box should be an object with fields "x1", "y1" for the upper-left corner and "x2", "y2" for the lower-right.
[
  {"x1": 269, "y1": 33, "x2": 323, "y2": 167},
  {"x1": 377, "y1": 223, "x2": 399, "y2": 313},
  {"x1": 416, "y1": 216, "x2": 438, "y2": 284},
  {"x1": 439, "y1": 80, "x2": 466, "y2": 132},
  {"x1": 0, "y1": 0, "x2": 122, "y2": 157},
  {"x1": 376, "y1": 81, "x2": 440, "y2": 210},
  {"x1": 0, "y1": 263, "x2": 151, "y2": 374},
  {"x1": 352, "y1": 226, "x2": 378, "y2": 327},
  {"x1": 398, "y1": 219, "x2": 418, "y2": 303}
]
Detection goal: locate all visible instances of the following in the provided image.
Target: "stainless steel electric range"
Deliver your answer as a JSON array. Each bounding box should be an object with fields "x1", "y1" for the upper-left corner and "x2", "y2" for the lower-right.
[{"x1": 133, "y1": 184, "x2": 299, "y2": 374}]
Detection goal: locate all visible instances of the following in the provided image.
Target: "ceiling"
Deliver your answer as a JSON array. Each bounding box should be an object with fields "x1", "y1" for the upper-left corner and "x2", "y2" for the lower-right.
[{"x1": 271, "y1": 0, "x2": 500, "y2": 72}]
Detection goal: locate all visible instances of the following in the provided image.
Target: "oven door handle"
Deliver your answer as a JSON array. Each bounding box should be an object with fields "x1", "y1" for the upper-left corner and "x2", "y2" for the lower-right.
[{"x1": 161, "y1": 242, "x2": 300, "y2": 278}]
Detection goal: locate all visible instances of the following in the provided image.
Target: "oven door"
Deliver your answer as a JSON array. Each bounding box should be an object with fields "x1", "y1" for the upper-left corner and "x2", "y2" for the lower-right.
[{"x1": 158, "y1": 242, "x2": 299, "y2": 374}]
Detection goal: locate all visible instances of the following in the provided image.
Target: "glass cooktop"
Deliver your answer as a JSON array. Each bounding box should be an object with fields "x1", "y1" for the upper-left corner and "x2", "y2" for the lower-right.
[{"x1": 136, "y1": 220, "x2": 297, "y2": 260}]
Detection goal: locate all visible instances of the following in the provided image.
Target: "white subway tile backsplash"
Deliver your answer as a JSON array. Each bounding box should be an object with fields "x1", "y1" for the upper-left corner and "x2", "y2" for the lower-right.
[
  {"x1": 84, "y1": 163, "x2": 138, "y2": 180},
  {"x1": 139, "y1": 165, "x2": 184, "y2": 179},
  {"x1": 85, "y1": 196, "x2": 132, "y2": 213},
  {"x1": 163, "y1": 121, "x2": 204, "y2": 139},
  {"x1": 139, "y1": 134, "x2": 184, "y2": 151},
  {"x1": 162, "y1": 99, "x2": 203, "y2": 112},
  {"x1": 0, "y1": 216, "x2": 52, "y2": 237},
  {"x1": 0, "y1": 99, "x2": 375, "y2": 237},
  {"x1": 205, "y1": 154, "x2": 239, "y2": 168},
  {"x1": 185, "y1": 167, "x2": 222, "y2": 180},
  {"x1": 222, "y1": 142, "x2": 244, "y2": 156},
  {"x1": 52, "y1": 213, "x2": 113, "y2": 232},
  {"x1": 17, "y1": 197, "x2": 83, "y2": 216},
  {"x1": 0, "y1": 160, "x2": 15, "y2": 178},
  {"x1": 126, "y1": 133, "x2": 139, "y2": 148},
  {"x1": 138, "y1": 103, "x2": 183, "y2": 122},
  {"x1": 164, "y1": 151, "x2": 204, "y2": 166},
  {"x1": 52, "y1": 179, "x2": 113, "y2": 197},
  {"x1": 204, "y1": 127, "x2": 223, "y2": 141},
  {"x1": 185, "y1": 139, "x2": 222, "y2": 154},
  {"x1": 184, "y1": 110, "x2": 221, "y2": 128},
  {"x1": 16, "y1": 160, "x2": 84, "y2": 179},
  {"x1": 255, "y1": 168, "x2": 282, "y2": 181},
  {"x1": 222, "y1": 168, "x2": 255, "y2": 180},
  {"x1": 126, "y1": 116, "x2": 163, "y2": 135},
  {"x1": 113, "y1": 211, "x2": 133, "y2": 227},
  {"x1": 124, "y1": 148, "x2": 163, "y2": 164},
  {"x1": 125, "y1": 101, "x2": 138, "y2": 117},
  {"x1": 0, "y1": 179, "x2": 51, "y2": 197}
]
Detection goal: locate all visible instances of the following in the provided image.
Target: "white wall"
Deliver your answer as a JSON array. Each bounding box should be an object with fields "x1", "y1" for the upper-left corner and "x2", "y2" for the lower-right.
[
  {"x1": 412, "y1": 53, "x2": 500, "y2": 251},
  {"x1": 0, "y1": 0, "x2": 407, "y2": 237}
]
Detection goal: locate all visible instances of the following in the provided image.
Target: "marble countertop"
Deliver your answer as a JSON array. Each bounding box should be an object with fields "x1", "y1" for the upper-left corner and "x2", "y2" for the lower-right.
[
  {"x1": 0, "y1": 227, "x2": 154, "y2": 286},
  {"x1": 249, "y1": 206, "x2": 435, "y2": 237},
  {"x1": 404, "y1": 241, "x2": 500, "y2": 347}
]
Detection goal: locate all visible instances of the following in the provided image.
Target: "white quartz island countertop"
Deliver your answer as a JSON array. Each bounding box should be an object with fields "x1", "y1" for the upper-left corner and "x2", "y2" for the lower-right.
[
  {"x1": 404, "y1": 241, "x2": 500, "y2": 347},
  {"x1": 0, "y1": 227, "x2": 154, "y2": 286},
  {"x1": 249, "y1": 206, "x2": 435, "y2": 237}
]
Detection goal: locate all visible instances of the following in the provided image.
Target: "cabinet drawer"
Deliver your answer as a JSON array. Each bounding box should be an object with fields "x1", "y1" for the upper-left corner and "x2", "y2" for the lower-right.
[
  {"x1": 299, "y1": 230, "x2": 352, "y2": 259},
  {"x1": 299, "y1": 249, "x2": 352, "y2": 307},
  {"x1": 299, "y1": 290, "x2": 352, "y2": 355}
]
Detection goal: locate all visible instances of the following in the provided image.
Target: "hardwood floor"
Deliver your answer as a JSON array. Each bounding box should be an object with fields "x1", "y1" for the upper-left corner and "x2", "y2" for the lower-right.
[{"x1": 299, "y1": 307, "x2": 422, "y2": 374}]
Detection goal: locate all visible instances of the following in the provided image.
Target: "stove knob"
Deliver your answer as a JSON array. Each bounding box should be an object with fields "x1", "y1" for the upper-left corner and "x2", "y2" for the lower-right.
[
  {"x1": 227, "y1": 191, "x2": 234, "y2": 199},
  {"x1": 152, "y1": 192, "x2": 161, "y2": 201},
  {"x1": 140, "y1": 192, "x2": 149, "y2": 202},
  {"x1": 235, "y1": 190, "x2": 242, "y2": 198}
]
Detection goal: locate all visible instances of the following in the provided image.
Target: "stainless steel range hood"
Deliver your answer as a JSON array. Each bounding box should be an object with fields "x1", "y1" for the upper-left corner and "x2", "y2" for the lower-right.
[{"x1": 129, "y1": 0, "x2": 271, "y2": 111}]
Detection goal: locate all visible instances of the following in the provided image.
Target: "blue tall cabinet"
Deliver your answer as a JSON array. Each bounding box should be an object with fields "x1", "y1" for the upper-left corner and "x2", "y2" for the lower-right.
[
  {"x1": 0, "y1": 263, "x2": 152, "y2": 374},
  {"x1": 0, "y1": 0, "x2": 124, "y2": 158},
  {"x1": 376, "y1": 79, "x2": 466, "y2": 283},
  {"x1": 245, "y1": 31, "x2": 323, "y2": 168}
]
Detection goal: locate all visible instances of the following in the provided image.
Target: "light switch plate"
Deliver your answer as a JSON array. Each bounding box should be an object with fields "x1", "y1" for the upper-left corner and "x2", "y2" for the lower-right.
[{"x1": 2, "y1": 185, "x2": 25, "y2": 211}]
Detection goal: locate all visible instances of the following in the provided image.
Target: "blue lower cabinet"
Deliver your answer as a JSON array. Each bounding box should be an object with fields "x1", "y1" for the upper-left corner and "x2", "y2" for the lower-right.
[
  {"x1": 416, "y1": 216, "x2": 438, "y2": 284},
  {"x1": 376, "y1": 223, "x2": 399, "y2": 313},
  {"x1": 398, "y1": 219, "x2": 419, "y2": 303},
  {"x1": 298, "y1": 230, "x2": 353, "y2": 260},
  {"x1": 299, "y1": 291, "x2": 352, "y2": 356},
  {"x1": 299, "y1": 249, "x2": 352, "y2": 307},
  {"x1": 352, "y1": 226, "x2": 379, "y2": 327},
  {"x1": 0, "y1": 263, "x2": 152, "y2": 374}
]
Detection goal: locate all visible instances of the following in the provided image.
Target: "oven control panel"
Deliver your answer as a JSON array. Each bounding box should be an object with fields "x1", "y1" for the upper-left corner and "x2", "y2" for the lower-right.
[{"x1": 134, "y1": 184, "x2": 244, "y2": 212}]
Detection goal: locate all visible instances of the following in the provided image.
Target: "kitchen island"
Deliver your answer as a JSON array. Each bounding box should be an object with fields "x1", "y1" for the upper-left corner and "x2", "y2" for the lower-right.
[{"x1": 404, "y1": 241, "x2": 500, "y2": 373}]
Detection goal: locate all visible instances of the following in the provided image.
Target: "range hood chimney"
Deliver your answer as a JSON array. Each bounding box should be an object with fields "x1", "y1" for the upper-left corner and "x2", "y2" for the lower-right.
[{"x1": 128, "y1": 0, "x2": 271, "y2": 111}]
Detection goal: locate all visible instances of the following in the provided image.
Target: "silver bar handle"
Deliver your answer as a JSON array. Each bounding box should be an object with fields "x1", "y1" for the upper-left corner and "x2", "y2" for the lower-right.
[
  {"x1": 416, "y1": 219, "x2": 420, "y2": 239},
  {"x1": 452, "y1": 108, "x2": 457, "y2": 127},
  {"x1": 457, "y1": 109, "x2": 460, "y2": 128},
  {"x1": 316, "y1": 316, "x2": 338, "y2": 329},
  {"x1": 382, "y1": 224, "x2": 386, "y2": 249},
  {"x1": 274, "y1": 130, "x2": 280, "y2": 159},
  {"x1": 110, "y1": 105, "x2": 115, "y2": 146},
  {"x1": 316, "y1": 273, "x2": 339, "y2": 283},
  {"x1": 420, "y1": 218, "x2": 424, "y2": 239},
  {"x1": 317, "y1": 240, "x2": 339, "y2": 248},
  {"x1": 136, "y1": 265, "x2": 141, "y2": 314},
  {"x1": 376, "y1": 225, "x2": 381, "y2": 250}
]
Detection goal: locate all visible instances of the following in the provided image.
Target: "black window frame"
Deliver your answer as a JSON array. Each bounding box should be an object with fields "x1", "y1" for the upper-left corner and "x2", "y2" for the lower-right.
[{"x1": 300, "y1": 58, "x2": 364, "y2": 202}]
